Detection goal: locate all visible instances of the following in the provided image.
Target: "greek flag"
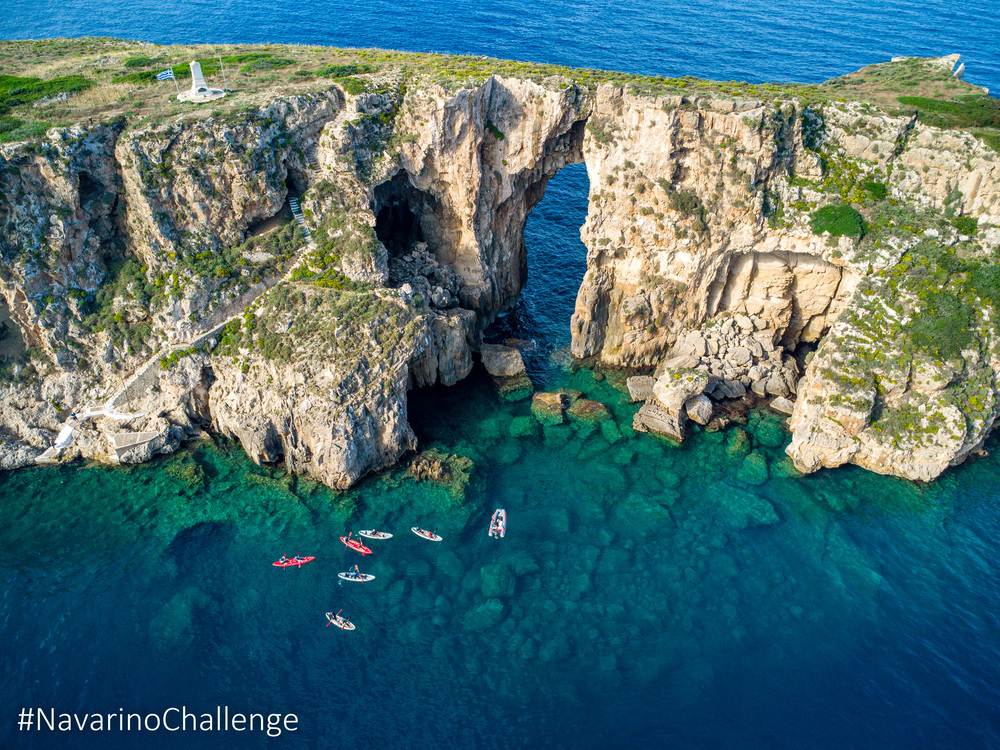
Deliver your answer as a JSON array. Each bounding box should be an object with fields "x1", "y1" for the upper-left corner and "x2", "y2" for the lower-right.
[{"x1": 156, "y1": 68, "x2": 174, "y2": 81}]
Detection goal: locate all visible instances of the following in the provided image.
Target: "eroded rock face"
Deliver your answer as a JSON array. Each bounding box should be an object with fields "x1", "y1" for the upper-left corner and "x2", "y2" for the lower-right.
[
  {"x1": 392, "y1": 76, "x2": 589, "y2": 327},
  {"x1": 3, "y1": 60, "x2": 1000, "y2": 487}
]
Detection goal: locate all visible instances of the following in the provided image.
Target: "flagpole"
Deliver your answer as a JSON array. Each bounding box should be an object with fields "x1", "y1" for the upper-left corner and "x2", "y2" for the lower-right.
[
  {"x1": 173, "y1": 71, "x2": 180, "y2": 96},
  {"x1": 218, "y1": 54, "x2": 228, "y2": 91}
]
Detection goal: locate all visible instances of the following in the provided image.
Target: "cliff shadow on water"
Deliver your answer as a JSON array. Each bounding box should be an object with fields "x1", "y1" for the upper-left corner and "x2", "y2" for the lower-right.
[{"x1": 484, "y1": 162, "x2": 590, "y2": 384}]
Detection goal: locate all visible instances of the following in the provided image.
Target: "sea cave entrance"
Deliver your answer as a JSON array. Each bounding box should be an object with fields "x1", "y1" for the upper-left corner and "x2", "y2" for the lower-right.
[
  {"x1": 484, "y1": 162, "x2": 590, "y2": 381},
  {"x1": 372, "y1": 170, "x2": 441, "y2": 261}
]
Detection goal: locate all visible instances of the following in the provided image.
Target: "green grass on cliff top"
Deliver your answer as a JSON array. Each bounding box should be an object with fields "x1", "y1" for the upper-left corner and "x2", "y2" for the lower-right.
[{"x1": 0, "y1": 38, "x2": 995, "y2": 145}]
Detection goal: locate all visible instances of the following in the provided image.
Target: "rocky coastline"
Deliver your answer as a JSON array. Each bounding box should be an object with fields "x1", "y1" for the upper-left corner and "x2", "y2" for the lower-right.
[{"x1": 1, "y1": 41, "x2": 999, "y2": 486}]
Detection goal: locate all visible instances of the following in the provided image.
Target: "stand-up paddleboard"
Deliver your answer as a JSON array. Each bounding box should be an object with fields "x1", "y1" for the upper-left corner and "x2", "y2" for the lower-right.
[
  {"x1": 488, "y1": 508, "x2": 506, "y2": 539},
  {"x1": 338, "y1": 571, "x2": 375, "y2": 583},
  {"x1": 340, "y1": 533, "x2": 373, "y2": 556},
  {"x1": 411, "y1": 527, "x2": 443, "y2": 541},
  {"x1": 326, "y1": 610, "x2": 355, "y2": 630},
  {"x1": 272, "y1": 555, "x2": 316, "y2": 568},
  {"x1": 358, "y1": 530, "x2": 393, "y2": 540}
]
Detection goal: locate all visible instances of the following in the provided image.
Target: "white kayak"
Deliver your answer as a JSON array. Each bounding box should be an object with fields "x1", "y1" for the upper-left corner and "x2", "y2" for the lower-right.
[
  {"x1": 358, "y1": 530, "x2": 393, "y2": 540},
  {"x1": 326, "y1": 612, "x2": 355, "y2": 630},
  {"x1": 411, "y1": 527, "x2": 443, "y2": 541},
  {"x1": 338, "y1": 572, "x2": 375, "y2": 583},
  {"x1": 488, "y1": 508, "x2": 507, "y2": 539}
]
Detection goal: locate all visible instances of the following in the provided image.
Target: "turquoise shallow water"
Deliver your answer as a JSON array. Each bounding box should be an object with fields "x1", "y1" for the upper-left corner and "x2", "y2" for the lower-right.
[{"x1": 3, "y1": 361, "x2": 1000, "y2": 748}]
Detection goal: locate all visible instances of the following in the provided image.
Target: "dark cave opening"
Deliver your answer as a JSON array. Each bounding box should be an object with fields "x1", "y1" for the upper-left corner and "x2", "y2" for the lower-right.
[
  {"x1": 375, "y1": 200, "x2": 423, "y2": 255},
  {"x1": 77, "y1": 171, "x2": 104, "y2": 207},
  {"x1": 372, "y1": 171, "x2": 437, "y2": 257},
  {"x1": 0, "y1": 297, "x2": 27, "y2": 360},
  {"x1": 284, "y1": 172, "x2": 303, "y2": 199}
]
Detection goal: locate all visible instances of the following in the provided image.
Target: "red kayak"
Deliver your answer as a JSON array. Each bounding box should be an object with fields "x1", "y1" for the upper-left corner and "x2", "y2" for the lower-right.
[
  {"x1": 340, "y1": 533, "x2": 372, "y2": 556},
  {"x1": 272, "y1": 556, "x2": 315, "y2": 568}
]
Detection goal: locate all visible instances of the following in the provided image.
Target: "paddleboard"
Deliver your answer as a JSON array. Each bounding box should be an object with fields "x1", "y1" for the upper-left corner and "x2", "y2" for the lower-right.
[
  {"x1": 411, "y1": 527, "x2": 443, "y2": 541},
  {"x1": 488, "y1": 508, "x2": 507, "y2": 539},
  {"x1": 358, "y1": 530, "x2": 393, "y2": 540},
  {"x1": 326, "y1": 612, "x2": 356, "y2": 631},
  {"x1": 338, "y1": 572, "x2": 375, "y2": 582},
  {"x1": 272, "y1": 556, "x2": 316, "y2": 567},
  {"x1": 340, "y1": 535, "x2": 373, "y2": 555}
]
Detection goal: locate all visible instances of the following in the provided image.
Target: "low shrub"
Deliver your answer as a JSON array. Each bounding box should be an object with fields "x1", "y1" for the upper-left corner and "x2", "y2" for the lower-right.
[
  {"x1": 809, "y1": 204, "x2": 865, "y2": 238},
  {"x1": 951, "y1": 215, "x2": 978, "y2": 236}
]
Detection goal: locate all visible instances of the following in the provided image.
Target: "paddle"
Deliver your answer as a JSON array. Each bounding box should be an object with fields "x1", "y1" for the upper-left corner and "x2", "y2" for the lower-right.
[{"x1": 325, "y1": 608, "x2": 343, "y2": 628}]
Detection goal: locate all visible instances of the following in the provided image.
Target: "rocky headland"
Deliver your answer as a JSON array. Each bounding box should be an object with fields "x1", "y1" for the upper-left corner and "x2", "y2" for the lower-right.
[{"x1": 1, "y1": 40, "x2": 998, "y2": 485}]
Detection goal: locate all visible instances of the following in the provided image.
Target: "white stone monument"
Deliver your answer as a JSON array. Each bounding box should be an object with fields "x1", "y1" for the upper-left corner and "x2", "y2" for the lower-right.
[{"x1": 177, "y1": 61, "x2": 226, "y2": 103}]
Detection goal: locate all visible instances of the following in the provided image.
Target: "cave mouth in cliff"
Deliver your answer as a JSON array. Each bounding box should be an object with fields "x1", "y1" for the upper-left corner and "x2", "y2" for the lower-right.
[
  {"x1": 78, "y1": 171, "x2": 105, "y2": 207},
  {"x1": 372, "y1": 171, "x2": 436, "y2": 257},
  {"x1": 245, "y1": 198, "x2": 293, "y2": 239},
  {"x1": 0, "y1": 298, "x2": 26, "y2": 360}
]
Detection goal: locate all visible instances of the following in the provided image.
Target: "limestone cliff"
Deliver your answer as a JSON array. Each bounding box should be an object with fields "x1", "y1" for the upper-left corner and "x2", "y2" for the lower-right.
[{"x1": 2, "y1": 43, "x2": 999, "y2": 487}]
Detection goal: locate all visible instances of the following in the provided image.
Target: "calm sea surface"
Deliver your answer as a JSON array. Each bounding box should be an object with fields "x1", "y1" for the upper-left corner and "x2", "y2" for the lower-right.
[{"x1": 2, "y1": 3, "x2": 1000, "y2": 748}]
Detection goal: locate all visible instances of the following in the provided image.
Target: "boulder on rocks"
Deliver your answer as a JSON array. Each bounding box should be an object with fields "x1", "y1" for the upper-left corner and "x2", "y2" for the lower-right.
[
  {"x1": 633, "y1": 402, "x2": 684, "y2": 441},
  {"x1": 567, "y1": 398, "x2": 612, "y2": 423},
  {"x1": 481, "y1": 344, "x2": 526, "y2": 378},
  {"x1": 729, "y1": 346, "x2": 752, "y2": 367},
  {"x1": 627, "y1": 375, "x2": 656, "y2": 402},
  {"x1": 656, "y1": 354, "x2": 702, "y2": 374},
  {"x1": 769, "y1": 396, "x2": 796, "y2": 415},
  {"x1": 718, "y1": 379, "x2": 746, "y2": 399},
  {"x1": 765, "y1": 374, "x2": 790, "y2": 397},
  {"x1": 531, "y1": 392, "x2": 566, "y2": 425},
  {"x1": 653, "y1": 369, "x2": 710, "y2": 413},
  {"x1": 684, "y1": 394, "x2": 713, "y2": 425}
]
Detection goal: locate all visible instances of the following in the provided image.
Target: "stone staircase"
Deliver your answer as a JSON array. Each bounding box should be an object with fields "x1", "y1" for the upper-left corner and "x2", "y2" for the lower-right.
[{"x1": 288, "y1": 196, "x2": 314, "y2": 246}]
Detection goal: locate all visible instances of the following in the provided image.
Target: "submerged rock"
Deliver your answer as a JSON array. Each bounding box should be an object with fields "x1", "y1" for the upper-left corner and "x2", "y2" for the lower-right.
[
  {"x1": 480, "y1": 563, "x2": 515, "y2": 598},
  {"x1": 716, "y1": 488, "x2": 780, "y2": 530},
  {"x1": 727, "y1": 427, "x2": 751, "y2": 458},
  {"x1": 737, "y1": 451, "x2": 770, "y2": 485},
  {"x1": 495, "y1": 374, "x2": 534, "y2": 402},
  {"x1": 407, "y1": 447, "x2": 474, "y2": 500},
  {"x1": 567, "y1": 398, "x2": 611, "y2": 424},
  {"x1": 509, "y1": 416, "x2": 540, "y2": 438},
  {"x1": 531, "y1": 392, "x2": 566, "y2": 425},
  {"x1": 462, "y1": 598, "x2": 505, "y2": 631}
]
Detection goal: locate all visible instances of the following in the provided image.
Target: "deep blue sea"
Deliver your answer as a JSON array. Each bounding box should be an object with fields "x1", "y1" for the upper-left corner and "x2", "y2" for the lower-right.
[{"x1": 2, "y1": 3, "x2": 1000, "y2": 749}]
